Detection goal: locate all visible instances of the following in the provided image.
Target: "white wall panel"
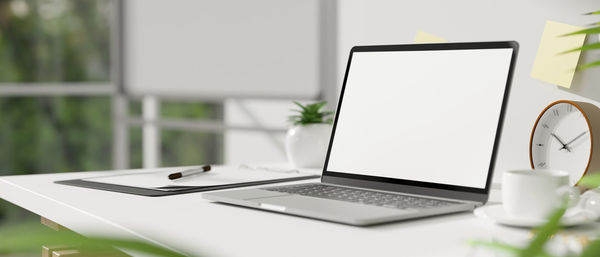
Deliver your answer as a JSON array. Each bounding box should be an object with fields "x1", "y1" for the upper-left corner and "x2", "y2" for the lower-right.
[{"x1": 125, "y1": 0, "x2": 320, "y2": 99}]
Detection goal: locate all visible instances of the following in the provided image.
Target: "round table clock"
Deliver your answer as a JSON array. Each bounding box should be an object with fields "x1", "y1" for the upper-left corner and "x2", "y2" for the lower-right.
[{"x1": 530, "y1": 100, "x2": 600, "y2": 186}]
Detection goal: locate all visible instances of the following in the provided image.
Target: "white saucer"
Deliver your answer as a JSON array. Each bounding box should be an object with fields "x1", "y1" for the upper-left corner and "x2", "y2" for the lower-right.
[{"x1": 474, "y1": 204, "x2": 598, "y2": 228}]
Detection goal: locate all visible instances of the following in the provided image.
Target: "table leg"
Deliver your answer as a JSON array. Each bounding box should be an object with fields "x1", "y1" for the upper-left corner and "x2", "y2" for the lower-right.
[{"x1": 39, "y1": 217, "x2": 128, "y2": 257}]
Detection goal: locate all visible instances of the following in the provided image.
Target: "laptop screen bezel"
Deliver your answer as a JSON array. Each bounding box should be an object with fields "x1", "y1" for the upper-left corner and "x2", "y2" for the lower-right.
[{"x1": 320, "y1": 41, "x2": 519, "y2": 203}]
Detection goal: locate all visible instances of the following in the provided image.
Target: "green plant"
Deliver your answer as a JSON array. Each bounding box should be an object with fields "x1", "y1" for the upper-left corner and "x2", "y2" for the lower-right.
[
  {"x1": 0, "y1": 222, "x2": 189, "y2": 257},
  {"x1": 471, "y1": 173, "x2": 600, "y2": 257},
  {"x1": 562, "y1": 10, "x2": 600, "y2": 70},
  {"x1": 288, "y1": 101, "x2": 334, "y2": 125}
]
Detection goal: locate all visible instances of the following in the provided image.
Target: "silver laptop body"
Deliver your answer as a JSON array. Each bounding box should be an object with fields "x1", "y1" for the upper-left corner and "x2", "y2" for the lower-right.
[{"x1": 204, "y1": 42, "x2": 519, "y2": 226}]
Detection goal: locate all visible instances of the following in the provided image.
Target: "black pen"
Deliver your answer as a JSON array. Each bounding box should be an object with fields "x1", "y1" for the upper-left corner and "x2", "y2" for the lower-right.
[{"x1": 168, "y1": 165, "x2": 211, "y2": 180}]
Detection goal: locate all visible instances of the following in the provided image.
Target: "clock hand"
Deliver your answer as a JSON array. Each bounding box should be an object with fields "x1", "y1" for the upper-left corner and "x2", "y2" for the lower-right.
[
  {"x1": 562, "y1": 131, "x2": 588, "y2": 149},
  {"x1": 551, "y1": 133, "x2": 571, "y2": 152}
]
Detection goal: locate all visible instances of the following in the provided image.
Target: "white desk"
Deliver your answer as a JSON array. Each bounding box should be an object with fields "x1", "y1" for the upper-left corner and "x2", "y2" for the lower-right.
[{"x1": 1, "y1": 168, "x2": 597, "y2": 257}]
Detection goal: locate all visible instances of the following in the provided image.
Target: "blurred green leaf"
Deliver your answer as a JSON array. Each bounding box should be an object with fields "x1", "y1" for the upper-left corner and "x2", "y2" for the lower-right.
[
  {"x1": 581, "y1": 239, "x2": 600, "y2": 257},
  {"x1": 562, "y1": 26, "x2": 600, "y2": 36},
  {"x1": 0, "y1": 222, "x2": 188, "y2": 257},
  {"x1": 470, "y1": 207, "x2": 566, "y2": 257},
  {"x1": 293, "y1": 101, "x2": 308, "y2": 111},
  {"x1": 520, "y1": 206, "x2": 566, "y2": 257},
  {"x1": 578, "y1": 61, "x2": 600, "y2": 71},
  {"x1": 561, "y1": 42, "x2": 600, "y2": 54},
  {"x1": 579, "y1": 173, "x2": 600, "y2": 187},
  {"x1": 469, "y1": 240, "x2": 525, "y2": 255},
  {"x1": 560, "y1": 12, "x2": 600, "y2": 70}
]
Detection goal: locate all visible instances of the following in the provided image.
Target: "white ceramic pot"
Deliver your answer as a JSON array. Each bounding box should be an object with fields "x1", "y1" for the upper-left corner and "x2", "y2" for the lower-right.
[{"x1": 285, "y1": 123, "x2": 332, "y2": 168}]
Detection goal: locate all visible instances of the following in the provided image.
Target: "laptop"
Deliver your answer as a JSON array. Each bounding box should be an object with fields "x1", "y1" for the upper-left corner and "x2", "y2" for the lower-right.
[{"x1": 204, "y1": 41, "x2": 519, "y2": 226}]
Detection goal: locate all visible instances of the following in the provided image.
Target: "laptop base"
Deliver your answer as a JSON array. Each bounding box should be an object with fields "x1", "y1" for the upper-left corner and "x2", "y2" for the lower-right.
[{"x1": 203, "y1": 185, "x2": 476, "y2": 226}]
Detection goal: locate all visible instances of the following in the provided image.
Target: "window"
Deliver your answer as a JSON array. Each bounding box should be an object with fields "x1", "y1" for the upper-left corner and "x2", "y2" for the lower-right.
[
  {"x1": 0, "y1": 0, "x2": 115, "y2": 176},
  {"x1": 0, "y1": 0, "x2": 223, "y2": 223}
]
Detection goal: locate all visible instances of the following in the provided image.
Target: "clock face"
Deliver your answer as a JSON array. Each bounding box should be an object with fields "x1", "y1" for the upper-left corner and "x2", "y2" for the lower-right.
[{"x1": 531, "y1": 102, "x2": 592, "y2": 185}]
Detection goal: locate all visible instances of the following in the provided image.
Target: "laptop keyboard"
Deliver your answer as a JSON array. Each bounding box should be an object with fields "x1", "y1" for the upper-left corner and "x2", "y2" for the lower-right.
[{"x1": 264, "y1": 183, "x2": 459, "y2": 210}]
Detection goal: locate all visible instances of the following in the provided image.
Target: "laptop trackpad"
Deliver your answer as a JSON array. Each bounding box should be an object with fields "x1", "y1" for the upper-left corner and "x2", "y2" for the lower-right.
[{"x1": 254, "y1": 195, "x2": 417, "y2": 221}]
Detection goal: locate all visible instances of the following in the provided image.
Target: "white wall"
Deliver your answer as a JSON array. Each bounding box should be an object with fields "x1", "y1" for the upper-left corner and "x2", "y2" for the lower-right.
[{"x1": 226, "y1": 0, "x2": 600, "y2": 184}]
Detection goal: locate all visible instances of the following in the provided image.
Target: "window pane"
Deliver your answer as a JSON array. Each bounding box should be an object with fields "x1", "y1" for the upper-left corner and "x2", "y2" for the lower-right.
[
  {"x1": 161, "y1": 130, "x2": 223, "y2": 167},
  {"x1": 160, "y1": 101, "x2": 222, "y2": 120},
  {"x1": 0, "y1": 0, "x2": 113, "y2": 82},
  {"x1": 129, "y1": 127, "x2": 142, "y2": 168},
  {"x1": 161, "y1": 102, "x2": 223, "y2": 166},
  {"x1": 128, "y1": 129, "x2": 224, "y2": 169},
  {"x1": 127, "y1": 101, "x2": 224, "y2": 168},
  {"x1": 0, "y1": 96, "x2": 112, "y2": 175}
]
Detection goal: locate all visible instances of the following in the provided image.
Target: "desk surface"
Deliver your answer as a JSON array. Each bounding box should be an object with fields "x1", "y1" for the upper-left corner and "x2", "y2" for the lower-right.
[{"x1": 1, "y1": 167, "x2": 596, "y2": 257}]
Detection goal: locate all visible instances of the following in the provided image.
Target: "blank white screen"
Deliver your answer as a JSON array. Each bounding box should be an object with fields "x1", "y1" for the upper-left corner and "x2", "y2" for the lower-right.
[{"x1": 326, "y1": 48, "x2": 513, "y2": 188}]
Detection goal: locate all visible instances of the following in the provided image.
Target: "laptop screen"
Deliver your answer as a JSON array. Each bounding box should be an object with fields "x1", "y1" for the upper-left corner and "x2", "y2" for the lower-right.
[{"x1": 324, "y1": 43, "x2": 516, "y2": 191}]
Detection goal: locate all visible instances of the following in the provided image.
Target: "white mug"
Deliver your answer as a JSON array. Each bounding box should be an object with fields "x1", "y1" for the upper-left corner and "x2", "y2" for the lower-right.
[{"x1": 503, "y1": 169, "x2": 579, "y2": 219}]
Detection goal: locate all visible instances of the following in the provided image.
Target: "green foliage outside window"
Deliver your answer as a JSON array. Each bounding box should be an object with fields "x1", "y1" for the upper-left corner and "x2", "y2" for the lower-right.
[{"x1": 0, "y1": 0, "x2": 112, "y2": 82}]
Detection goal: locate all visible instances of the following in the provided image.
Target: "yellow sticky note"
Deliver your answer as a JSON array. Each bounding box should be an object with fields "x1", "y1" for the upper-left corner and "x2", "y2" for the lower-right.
[
  {"x1": 415, "y1": 31, "x2": 448, "y2": 43},
  {"x1": 531, "y1": 21, "x2": 586, "y2": 88}
]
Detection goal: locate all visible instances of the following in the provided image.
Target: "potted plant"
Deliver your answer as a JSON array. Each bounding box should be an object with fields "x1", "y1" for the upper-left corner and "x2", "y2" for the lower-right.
[{"x1": 285, "y1": 101, "x2": 334, "y2": 168}]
